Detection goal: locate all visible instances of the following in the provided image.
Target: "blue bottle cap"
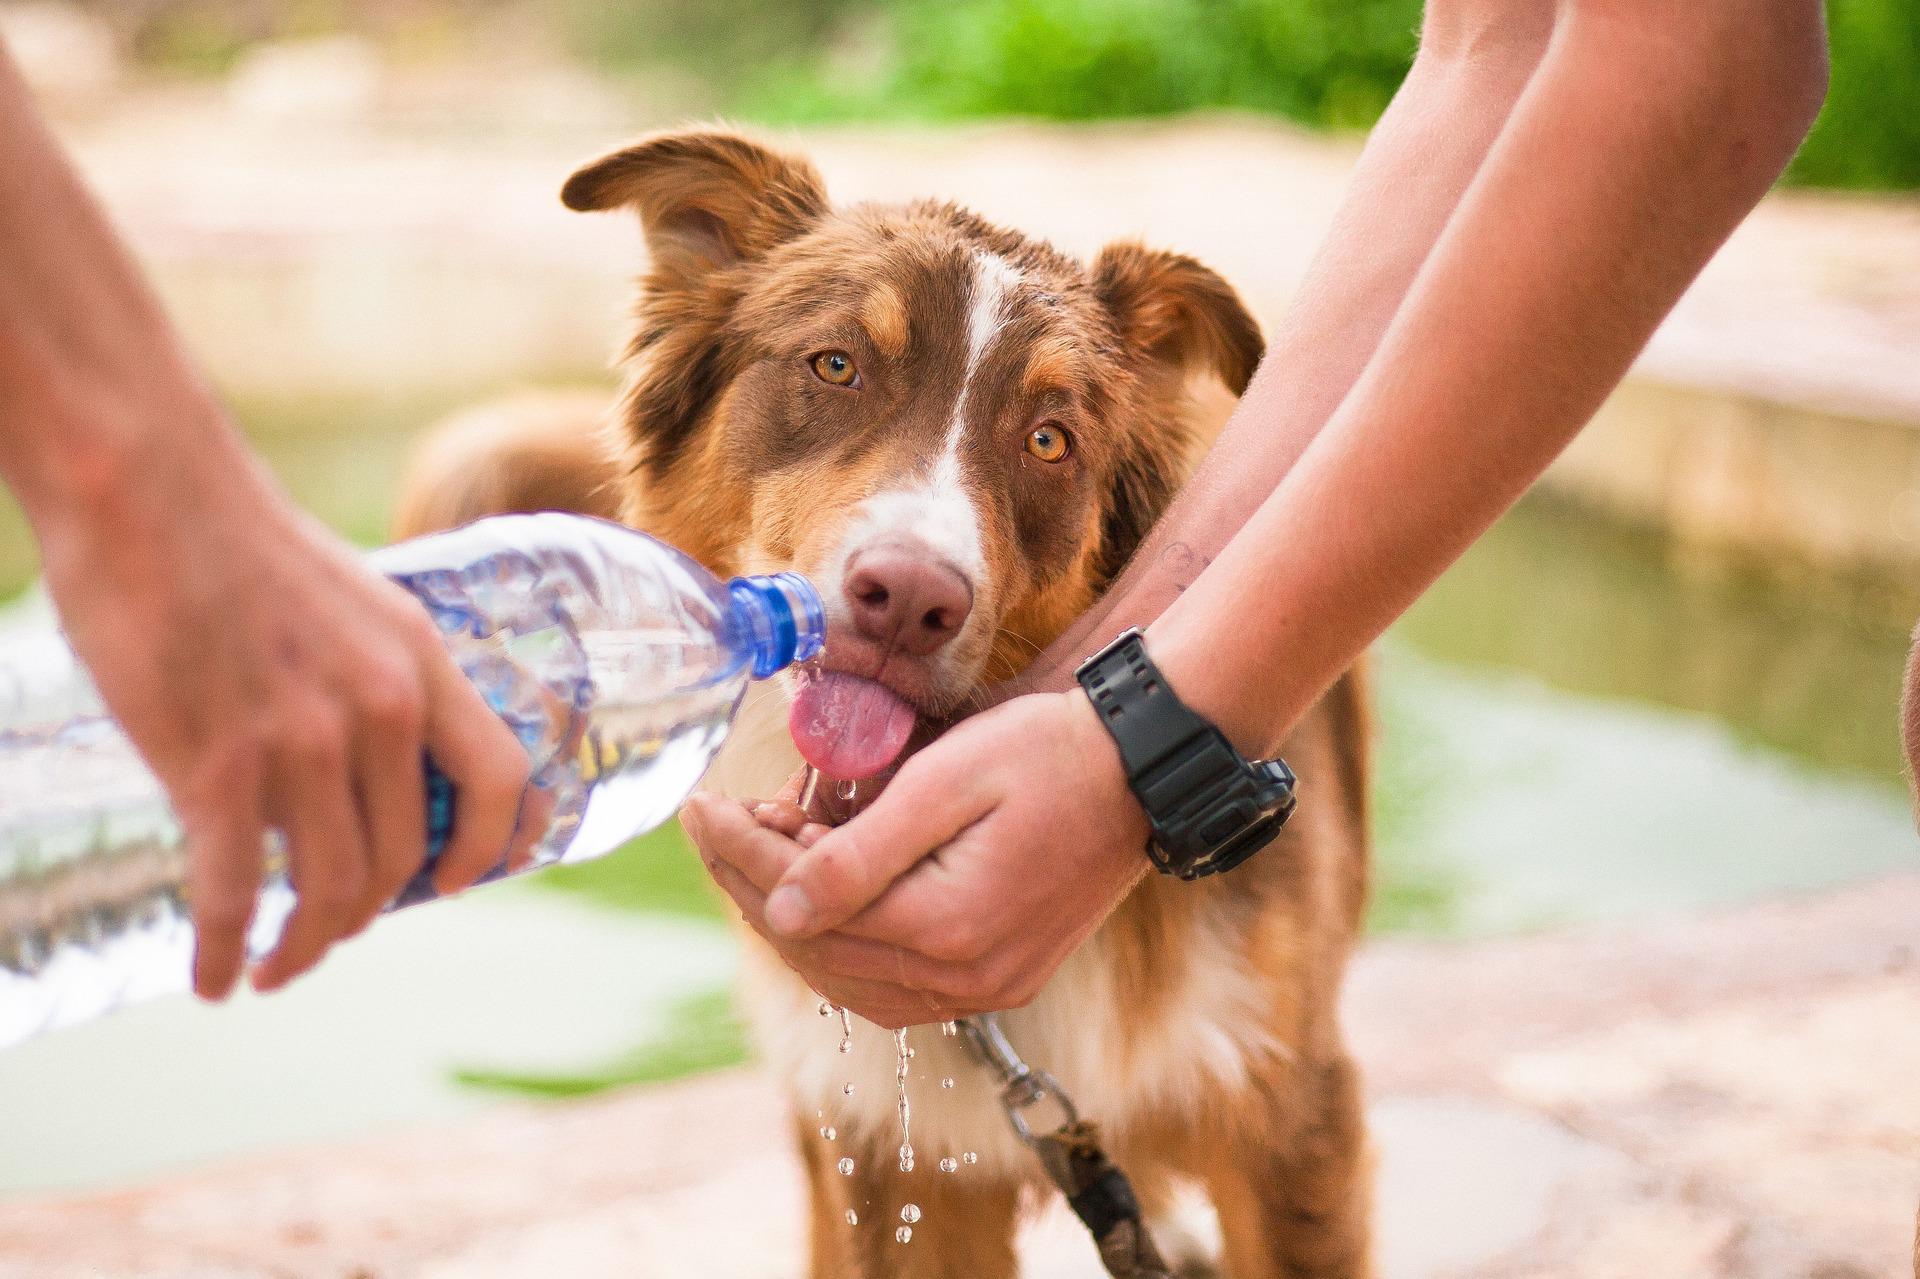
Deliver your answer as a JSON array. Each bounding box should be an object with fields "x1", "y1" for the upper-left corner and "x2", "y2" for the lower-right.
[{"x1": 729, "y1": 572, "x2": 827, "y2": 679}]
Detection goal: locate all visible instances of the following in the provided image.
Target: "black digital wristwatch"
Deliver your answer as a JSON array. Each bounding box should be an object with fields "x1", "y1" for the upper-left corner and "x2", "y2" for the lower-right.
[{"x1": 1074, "y1": 628, "x2": 1296, "y2": 880}]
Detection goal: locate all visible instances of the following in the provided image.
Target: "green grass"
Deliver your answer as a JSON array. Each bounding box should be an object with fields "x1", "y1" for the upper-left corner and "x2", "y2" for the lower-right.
[
  {"x1": 522, "y1": 820, "x2": 727, "y2": 920},
  {"x1": 453, "y1": 987, "x2": 749, "y2": 1098},
  {"x1": 451, "y1": 822, "x2": 737, "y2": 1099}
]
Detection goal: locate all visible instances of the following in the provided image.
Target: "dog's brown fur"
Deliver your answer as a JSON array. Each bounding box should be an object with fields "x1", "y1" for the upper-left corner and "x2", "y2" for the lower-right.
[{"x1": 395, "y1": 129, "x2": 1372, "y2": 1278}]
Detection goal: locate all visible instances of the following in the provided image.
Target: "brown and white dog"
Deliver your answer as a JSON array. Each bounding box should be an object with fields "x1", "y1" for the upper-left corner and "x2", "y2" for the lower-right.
[{"x1": 395, "y1": 129, "x2": 1373, "y2": 1278}]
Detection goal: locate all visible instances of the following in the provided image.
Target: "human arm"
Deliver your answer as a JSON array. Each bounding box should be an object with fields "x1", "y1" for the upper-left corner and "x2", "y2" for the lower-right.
[
  {"x1": 692, "y1": 0, "x2": 1830, "y2": 1026},
  {"x1": 0, "y1": 44, "x2": 534, "y2": 998}
]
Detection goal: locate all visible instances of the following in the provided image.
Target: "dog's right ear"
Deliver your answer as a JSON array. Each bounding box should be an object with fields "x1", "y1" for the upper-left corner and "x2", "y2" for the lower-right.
[{"x1": 561, "y1": 130, "x2": 828, "y2": 280}]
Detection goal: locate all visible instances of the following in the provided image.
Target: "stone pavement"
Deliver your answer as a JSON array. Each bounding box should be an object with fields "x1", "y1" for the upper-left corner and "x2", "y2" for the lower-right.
[{"x1": 3, "y1": 874, "x2": 1917, "y2": 1278}]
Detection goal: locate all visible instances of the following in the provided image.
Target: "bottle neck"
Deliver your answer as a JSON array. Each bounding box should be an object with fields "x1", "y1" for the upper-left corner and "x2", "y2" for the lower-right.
[{"x1": 728, "y1": 573, "x2": 827, "y2": 679}]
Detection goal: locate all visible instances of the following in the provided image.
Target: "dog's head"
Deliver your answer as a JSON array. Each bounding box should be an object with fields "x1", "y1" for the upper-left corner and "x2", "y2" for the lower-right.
[{"x1": 565, "y1": 130, "x2": 1261, "y2": 781}]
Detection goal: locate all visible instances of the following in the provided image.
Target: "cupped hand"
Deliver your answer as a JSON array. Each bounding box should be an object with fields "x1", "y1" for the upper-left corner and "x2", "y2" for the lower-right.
[
  {"x1": 36, "y1": 442, "x2": 535, "y2": 1000},
  {"x1": 682, "y1": 689, "x2": 1149, "y2": 1028}
]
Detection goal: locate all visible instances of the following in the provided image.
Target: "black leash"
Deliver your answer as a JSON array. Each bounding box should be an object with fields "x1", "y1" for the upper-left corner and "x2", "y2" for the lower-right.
[{"x1": 957, "y1": 1015, "x2": 1173, "y2": 1279}]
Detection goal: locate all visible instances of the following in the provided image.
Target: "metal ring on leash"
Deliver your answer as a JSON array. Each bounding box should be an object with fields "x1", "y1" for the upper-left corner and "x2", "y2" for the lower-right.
[{"x1": 956, "y1": 1014, "x2": 1173, "y2": 1279}]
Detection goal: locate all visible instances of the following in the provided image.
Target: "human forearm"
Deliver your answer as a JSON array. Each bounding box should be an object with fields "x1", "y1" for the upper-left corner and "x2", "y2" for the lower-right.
[
  {"x1": 0, "y1": 44, "x2": 246, "y2": 532},
  {"x1": 1149, "y1": 0, "x2": 1828, "y2": 755},
  {"x1": 1026, "y1": 3, "x2": 1556, "y2": 687},
  {"x1": 0, "y1": 45, "x2": 533, "y2": 996}
]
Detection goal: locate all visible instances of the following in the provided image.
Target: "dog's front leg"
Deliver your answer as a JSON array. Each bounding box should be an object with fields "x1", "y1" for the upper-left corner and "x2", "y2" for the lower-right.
[{"x1": 812, "y1": 1125, "x2": 1022, "y2": 1279}]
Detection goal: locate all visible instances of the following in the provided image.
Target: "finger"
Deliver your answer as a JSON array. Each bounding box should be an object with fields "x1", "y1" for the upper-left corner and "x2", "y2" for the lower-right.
[
  {"x1": 684, "y1": 792, "x2": 806, "y2": 893},
  {"x1": 348, "y1": 703, "x2": 428, "y2": 932},
  {"x1": 765, "y1": 752, "x2": 992, "y2": 939},
  {"x1": 419, "y1": 652, "x2": 530, "y2": 895},
  {"x1": 502, "y1": 782, "x2": 554, "y2": 875},
  {"x1": 706, "y1": 858, "x2": 974, "y2": 1011},
  {"x1": 774, "y1": 770, "x2": 808, "y2": 807},
  {"x1": 180, "y1": 765, "x2": 267, "y2": 1002},
  {"x1": 750, "y1": 799, "x2": 809, "y2": 838},
  {"x1": 704, "y1": 860, "x2": 961, "y2": 1027},
  {"x1": 253, "y1": 737, "x2": 369, "y2": 992}
]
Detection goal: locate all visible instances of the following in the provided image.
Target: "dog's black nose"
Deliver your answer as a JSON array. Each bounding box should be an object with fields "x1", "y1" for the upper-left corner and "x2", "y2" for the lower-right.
[{"x1": 843, "y1": 543, "x2": 974, "y2": 656}]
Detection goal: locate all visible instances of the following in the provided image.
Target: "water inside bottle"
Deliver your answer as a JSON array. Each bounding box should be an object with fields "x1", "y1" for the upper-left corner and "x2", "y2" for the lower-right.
[{"x1": 0, "y1": 521, "x2": 771, "y2": 1049}]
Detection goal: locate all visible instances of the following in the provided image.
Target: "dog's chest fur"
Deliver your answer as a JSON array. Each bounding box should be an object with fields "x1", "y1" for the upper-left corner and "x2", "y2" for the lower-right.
[{"x1": 704, "y1": 681, "x2": 1289, "y2": 1179}]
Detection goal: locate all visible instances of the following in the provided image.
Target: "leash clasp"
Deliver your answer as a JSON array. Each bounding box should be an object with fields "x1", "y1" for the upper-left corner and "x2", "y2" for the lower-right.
[{"x1": 957, "y1": 1014, "x2": 1080, "y2": 1144}]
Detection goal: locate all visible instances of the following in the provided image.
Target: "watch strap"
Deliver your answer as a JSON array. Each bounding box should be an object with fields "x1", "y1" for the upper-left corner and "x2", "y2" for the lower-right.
[{"x1": 1075, "y1": 628, "x2": 1296, "y2": 879}]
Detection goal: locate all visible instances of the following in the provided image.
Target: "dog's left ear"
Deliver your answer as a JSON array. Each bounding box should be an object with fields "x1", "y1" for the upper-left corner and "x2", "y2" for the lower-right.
[
  {"x1": 1091, "y1": 242, "x2": 1264, "y2": 394},
  {"x1": 1087, "y1": 244, "x2": 1262, "y2": 586},
  {"x1": 561, "y1": 130, "x2": 829, "y2": 281}
]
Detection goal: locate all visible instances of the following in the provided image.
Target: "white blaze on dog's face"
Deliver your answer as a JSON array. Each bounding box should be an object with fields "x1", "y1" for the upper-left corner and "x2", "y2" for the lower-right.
[{"x1": 562, "y1": 131, "x2": 1263, "y2": 783}]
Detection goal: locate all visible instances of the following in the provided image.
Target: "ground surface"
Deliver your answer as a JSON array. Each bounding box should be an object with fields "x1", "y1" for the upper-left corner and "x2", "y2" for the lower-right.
[{"x1": 3, "y1": 873, "x2": 1917, "y2": 1279}]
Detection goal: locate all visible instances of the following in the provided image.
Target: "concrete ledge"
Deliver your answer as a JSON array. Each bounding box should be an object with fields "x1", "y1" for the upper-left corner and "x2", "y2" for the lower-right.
[{"x1": 45, "y1": 103, "x2": 1920, "y2": 579}]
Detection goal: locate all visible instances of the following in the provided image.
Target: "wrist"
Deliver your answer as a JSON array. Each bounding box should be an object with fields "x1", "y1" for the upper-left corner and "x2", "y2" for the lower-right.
[
  {"x1": 1, "y1": 318, "x2": 248, "y2": 536},
  {"x1": 1139, "y1": 616, "x2": 1272, "y2": 759},
  {"x1": 18, "y1": 394, "x2": 269, "y2": 590},
  {"x1": 1060, "y1": 686, "x2": 1152, "y2": 860}
]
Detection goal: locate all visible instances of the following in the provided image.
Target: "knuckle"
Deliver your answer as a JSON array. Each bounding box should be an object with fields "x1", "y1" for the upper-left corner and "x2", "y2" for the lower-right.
[
  {"x1": 930, "y1": 913, "x2": 985, "y2": 964},
  {"x1": 358, "y1": 665, "x2": 425, "y2": 735},
  {"x1": 801, "y1": 844, "x2": 851, "y2": 899},
  {"x1": 946, "y1": 961, "x2": 997, "y2": 1005},
  {"x1": 395, "y1": 603, "x2": 446, "y2": 652},
  {"x1": 480, "y1": 745, "x2": 533, "y2": 795},
  {"x1": 193, "y1": 898, "x2": 253, "y2": 934},
  {"x1": 283, "y1": 714, "x2": 347, "y2": 770},
  {"x1": 998, "y1": 962, "x2": 1043, "y2": 1010}
]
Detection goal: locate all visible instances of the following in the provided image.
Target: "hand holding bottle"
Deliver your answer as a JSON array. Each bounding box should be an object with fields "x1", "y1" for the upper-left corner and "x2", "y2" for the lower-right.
[{"x1": 31, "y1": 437, "x2": 534, "y2": 1001}]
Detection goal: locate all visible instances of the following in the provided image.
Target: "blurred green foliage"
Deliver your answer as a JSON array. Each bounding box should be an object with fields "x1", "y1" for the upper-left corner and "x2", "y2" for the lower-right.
[
  {"x1": 91, "y1": 0, "x2": 1920, "y2": 190},
  {"x1": 453, "y1": 988, "x2": 749, "y2": 1097},
  {"x1": 1788, "y1": 0, "x2": 1920, "y2": 188},
  {"x1": 744, "y1": 0, "x2": 1421, "y2": 132}
]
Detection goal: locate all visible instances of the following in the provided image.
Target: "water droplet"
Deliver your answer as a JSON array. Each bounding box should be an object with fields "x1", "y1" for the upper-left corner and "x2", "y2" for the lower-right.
[
  {"x1": 845, "y1": 1210, "x2": 858, "y2": 1226},
  {"x1": 905, "y1": 1047, "x2": 916, "y2": 1058},
  {"x1": 940, "y1": 1020, "x2": 958, "y2": 1037},
  {"x1": 961, "y1": 1151, "x2": 978, "y2": 1165},
  {"x1": 839, "y1": 1037, "x2": 853, "y2": 1054},
  {"x1": 843, "y1": 1082, "x2": 855, "y2": 1096},
  {"x1": 900, "y1": 1204, "x2": 921, "y2": 1224},
  {"x1": 940, "y1": 1077, "x2": 954, "y2": 1090},
  {"x1": 837, "y1": 1157, "x2": 855, "y2": 1175},
  {"x1": 898, "y1": 1144, "x2": 915, "y2": 1173},
  {"x1": 895, "y1": 1226, "x2": 913, "y2": 1244},
  {"x1": 938, "y1": 1157, "x2": 958, "y2": 1173},
  {"x1": 838, "y1": 778, "x2": 857, "y2": 803},
  {"x1": 819, "y1": 1125, "x2": 837, "y2": 1141},
  {"x1": 818, "y1": 1001, "x2": 833, "y2": 1017}
]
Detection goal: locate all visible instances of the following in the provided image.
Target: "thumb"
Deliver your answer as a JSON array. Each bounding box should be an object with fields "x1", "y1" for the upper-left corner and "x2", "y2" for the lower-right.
[{"x1": 765, "y1": 751, "x2": 988, "y2": 938}]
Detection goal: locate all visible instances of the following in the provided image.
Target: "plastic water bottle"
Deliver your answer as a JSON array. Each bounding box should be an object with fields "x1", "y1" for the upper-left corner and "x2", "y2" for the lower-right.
[{"x1": 0, "y1": 513, "x2": 824, "y2": 1049}]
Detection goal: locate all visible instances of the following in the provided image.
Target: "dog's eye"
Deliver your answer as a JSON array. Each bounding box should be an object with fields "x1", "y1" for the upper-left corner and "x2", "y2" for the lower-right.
[
  {"x1": 1024, "y1": 423, "x2": 1071, "y2": 463},
  {"x1": 810, "y1": 350, "x2": 860, "y2": 388}
]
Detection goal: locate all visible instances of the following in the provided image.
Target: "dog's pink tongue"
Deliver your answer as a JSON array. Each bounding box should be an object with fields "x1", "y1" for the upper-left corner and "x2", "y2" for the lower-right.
[{"x1": 788, "y1": 672, "x2": 918, "y2": 781}]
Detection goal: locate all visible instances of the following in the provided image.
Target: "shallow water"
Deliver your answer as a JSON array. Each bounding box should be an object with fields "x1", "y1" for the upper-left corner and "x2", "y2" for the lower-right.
[{"x1": 0, "y1": 397, "x2": 1914, "y2": 1194}]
